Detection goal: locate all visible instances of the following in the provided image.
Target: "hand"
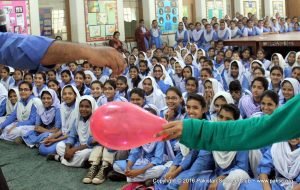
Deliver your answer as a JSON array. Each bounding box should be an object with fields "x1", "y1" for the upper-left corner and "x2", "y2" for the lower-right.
[
  {"x1": 125, "y1": 169, "x2": 144, "y2": 178},
  {"x1": 164, "y1": 171, "x2": 177, "y2": 180},
  {"x1": 208, "y1": 181, "x2": 218, "y2": 190},
  {"x1": 155, "y1": 120, "x2": 183, "y2": 140},
  {"x1": 86, "y1": 47, "x2": 126, "y2": 75},
  {"x1": 64, "y1": 148, "x2": 76, "y2": 161},
  {"x1": 44, "y1": 138, "x2": 55, "y2": 146},
  {"x1": 7, "y1": 125, "x2": 16, "y2": 134},
  {"x1": 34, "y1": 126, "x2": 44, "y2": 133},
  {"x1": 165, "y1": 109, "x2": 176, "y2": 121}
]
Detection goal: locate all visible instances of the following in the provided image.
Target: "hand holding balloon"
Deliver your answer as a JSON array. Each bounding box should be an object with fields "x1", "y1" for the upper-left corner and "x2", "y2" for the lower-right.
[{"x1": 90, "y1": 102, "x2": 167, "y2": 150}]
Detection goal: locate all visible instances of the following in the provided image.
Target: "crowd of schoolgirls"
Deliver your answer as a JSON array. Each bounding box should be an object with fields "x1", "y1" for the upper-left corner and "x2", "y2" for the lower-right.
[{"x1": 1, "y1": 13, "x2": 300, "y2": 190}]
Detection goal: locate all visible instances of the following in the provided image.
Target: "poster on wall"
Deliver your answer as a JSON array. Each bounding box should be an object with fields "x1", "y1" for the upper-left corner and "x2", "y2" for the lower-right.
[
  {"x1": 84, "y1": 0, "x2": 118, "y2": 42},
  {"x1": 39, "y1": 8, "x2": 52, "y2": 37},
  {"x1": 272, "y1": 1, "x2": 284, "y2": 17},
  {"x1": 0, "y1": 0, "x2": 30, "y2": 34},
  {"x1": 243, "y1": 1, "x2": 257, "y2": 16},
  {"x1": 155, "y1": 0, "x2": 178, "y2": 34}
]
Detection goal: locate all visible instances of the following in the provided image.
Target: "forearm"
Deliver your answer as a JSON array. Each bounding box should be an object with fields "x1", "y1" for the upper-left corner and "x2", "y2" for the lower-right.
[
  {"x1": 41, "y1": 41, "x2": 90, "y2": 66},
  {"x1": 140, "y1": 163, "x2": 154, "y2": 173}
]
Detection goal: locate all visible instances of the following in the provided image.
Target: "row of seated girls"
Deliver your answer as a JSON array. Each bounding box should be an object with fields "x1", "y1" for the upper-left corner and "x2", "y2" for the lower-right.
[{"x1": 0, "y1": 39, "x2": 300, "y2": 189}]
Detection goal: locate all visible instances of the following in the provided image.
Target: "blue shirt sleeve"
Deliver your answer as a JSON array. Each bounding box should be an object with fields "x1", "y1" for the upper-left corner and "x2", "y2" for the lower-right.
[
  {"x1": 0, "y1": 33, "x2": 54, "y2": 71},
  {"x1": 257, "y1": 148, "x2": 274, "y2": 175},
  {"x1": 35, "y1": 113, "x2": 42, "y2": 126},
  {"x1": 0, "y1": 99, "x2": 6, "y2": 117},
  {"x1": 180, "y1": 150, "x2": 198, "y2": 170},
  {"x1": 150, "y1": 142, "x2": 165, "y2": 165},
  {"x1": 17, "y1": 105, "x2": 37, "y2": 127},
  {"x1": 65, "y1": 123, "x2": 77, "y2": 146},
  {"x1": 55, "y1": 108, "x2": 62, "y2": 129},
  {"x1": 0, "y1": 108, "x2": 17, "y2": 129},
  {"x1": 185, "y1": 150, "x2": 215, "y2": 179},
  {"x1": 128, "y1": 147, "x2": 142, "y2": 164}
]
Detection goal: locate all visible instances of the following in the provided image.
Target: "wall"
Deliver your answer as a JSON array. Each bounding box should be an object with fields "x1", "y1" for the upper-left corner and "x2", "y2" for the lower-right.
[{"x1": 286, "y1": 0, "x2": 299, "y2": 18}]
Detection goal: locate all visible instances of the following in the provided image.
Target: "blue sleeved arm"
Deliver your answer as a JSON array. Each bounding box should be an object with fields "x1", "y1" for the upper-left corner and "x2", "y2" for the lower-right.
[
  {"x1": 183, "y1": 31, "x2": 188, "y2": 44},
  {"x1": 172, "y1": 152, "x2": 184, "y2": 166},
  {"x1": 257, "y1": 148, "x2": 274, "y2": 175},
  {"x1": 128, "y1": 147, "x2": 142, "y2": 164},
  {"x1": 17, "y1": 105, "x2": 37, "y2": 127},
  {"x1": 151, "y1": 142, "x2": 165, "y2": 165},
  {"x1": 213, "y1": 32, "x2": 218, "y2": 41},
  {"x1": 175, "y1": 32, "x2": 178, "y2": 42},
  {"x1": 55, "y1": 108, "x2": 62, "y2": 129},
  {"x1": 35, "y1": 113, "x2": 42, "y2": 126},
  {"x1": 180, "y1": 150, "x2": 199, "y2": 170},
  {"x1": 0, "y1": 108, "x2": 17, "y2": 129},
  {"x1": 186, "y1": 150, "x2": 215, "y2": 178},
  {"x1": 0, "y1": 33, "x2": 54, "y2": 71},
  {"x1": 230, "y1": 151, "x2": 249, "y2": 172},
  {"x1": 0, "y1": 99, "x2": 6, "y2": 117},
  {"x1": 65, "y1": 124, "x2": 77, "y2": 146}
]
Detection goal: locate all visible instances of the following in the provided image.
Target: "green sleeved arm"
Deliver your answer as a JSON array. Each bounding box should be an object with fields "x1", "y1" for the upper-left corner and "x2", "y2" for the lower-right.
[{"x1": 180, "y1": 94, "x2": 300, "y2": 151}]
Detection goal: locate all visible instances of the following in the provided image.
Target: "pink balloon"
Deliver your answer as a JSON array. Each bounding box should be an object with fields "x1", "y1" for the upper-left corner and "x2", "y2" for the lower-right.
[{"x1": 90, "y1": 102, "x2": 167, "y2": 150}]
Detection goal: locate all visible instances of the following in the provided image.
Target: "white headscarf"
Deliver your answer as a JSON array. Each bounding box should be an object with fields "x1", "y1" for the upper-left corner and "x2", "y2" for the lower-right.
[
  {"x1": 38, "y1": 89, "x2": 61, "y2": 126},
  {"x1": 226, "y1": 60, "x2": 246, "y2": 86},
  {"x1": 138, "y1": 76, "x2": 166, "y2": 110},
  {"x1": 231, "y1": 26, "x2": 239, "y2": 38},
  {"x1": 285, "y1": 51, "x2": 297, "y2": 66},
  {"x1": 206, "y1": 78, "x2": 224, "y2": 94},
  {"x1": 84, "y1": 70, "x2": 97, "y2": 82},
  {"x1": 282, "y1": 78, "x2": 300, "y2": 96},
  {"x1": 192, "y1": 28, "x2": 203, "y2": 42},
  {"x1": 217, "y1": 27, "x2": 231, "y2": 39},
  {"x1": 128, "y1": 54, "x2": 138, "y2": 66},
  {"x1": 270, "y1": 53, "x2": 286, "y2": 71},
  {"x1": 5, "y1": 88, "x2": 19, "y2": 115},
  {"x1": 212, "y1": 151, "x2": 237, "y2": 169},
  {"x1": 76, "y1": 95, "x2": 98, "y2": 145},
  {"x1": 271, "y1": 142, "x2": 300, "y2": 179},
  {"x1": 203, "y1": 29, "x2": 214, "y2": 42},
  {"x1": 60, "y1": 85, "x2": 81, "y2": 135},
  {"x1": 151, "y1": 64, "x2": 174, "y2": 86},
  {"x1": 209, "y1": 91, "x2": 234, "y2": 113},
  {"x1": 16, "y1": 95, "x2": 43, "y2": 122},
  {"x1": 295, "y1": 52, "x2": 300, "y2": 66}
]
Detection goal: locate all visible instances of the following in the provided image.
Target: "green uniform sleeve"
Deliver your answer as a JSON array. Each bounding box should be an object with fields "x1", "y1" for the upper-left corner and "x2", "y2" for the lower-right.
[{"x1": 180, "y1": 94, "x2": 300, "y2": 151}]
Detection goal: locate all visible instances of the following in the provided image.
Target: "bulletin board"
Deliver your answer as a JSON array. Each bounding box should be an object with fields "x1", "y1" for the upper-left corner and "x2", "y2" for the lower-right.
[
  {"x1": 155, "y1": 0, "x2": 178, "y2": 34},
  {"x1": 39, "y1": 8, "x2": 52, "y2": 37},
  {"x1": 84, "y1": 0, "x2": 118, "y2": 42},
  {"x1": 0, "y1": 0, "x2": 30, "y2": 34}
]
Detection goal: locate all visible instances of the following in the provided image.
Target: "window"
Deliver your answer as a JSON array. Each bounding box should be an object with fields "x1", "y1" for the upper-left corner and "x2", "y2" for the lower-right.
[
  {"x1": 123, "y1": 0, "x2": 139, "y2": 39},
  {"x1": 52, "y1": 9, "x2": 67, "y2": 39}
]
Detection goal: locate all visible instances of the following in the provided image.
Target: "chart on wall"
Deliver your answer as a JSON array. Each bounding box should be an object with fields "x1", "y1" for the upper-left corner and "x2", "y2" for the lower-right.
[
  {"x1": 0, "y1": 0, "x2": 30, "y2": 34},
  {"x1": 39, "y1": 8, "x2": 52, "y2": 37},
  {"x1": 84, "y1": 0, "x2": 118, "y2": 42},
  {"x1": 156, "y1": 0, "x2": 178, "y2": 34},
  {"x1": 272, "y1": 1, "x2": 284, "y2": 17},
  {"x1": 243, "y1": 1, "x2": 257, "y2": 16}
]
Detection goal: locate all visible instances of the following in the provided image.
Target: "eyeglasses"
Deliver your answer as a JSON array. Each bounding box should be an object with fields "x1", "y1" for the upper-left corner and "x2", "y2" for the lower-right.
[{"x1": 19, "y1": 88, "x2": 30, "y2": 92}]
